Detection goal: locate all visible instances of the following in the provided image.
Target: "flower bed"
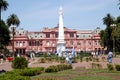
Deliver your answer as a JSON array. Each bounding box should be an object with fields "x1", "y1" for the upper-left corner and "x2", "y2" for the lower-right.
[{"x1": 7, "y1": 57, "x2": 13, "y2": 62}]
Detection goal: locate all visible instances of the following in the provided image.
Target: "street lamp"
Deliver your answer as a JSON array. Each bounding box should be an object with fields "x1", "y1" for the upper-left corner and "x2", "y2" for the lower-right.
[
  {"x1": 110, "y1": 24, "x2": 117, "y2": 56},
  {"x1": 11, "y1": 25, "x2": 16, "y2": 57}
]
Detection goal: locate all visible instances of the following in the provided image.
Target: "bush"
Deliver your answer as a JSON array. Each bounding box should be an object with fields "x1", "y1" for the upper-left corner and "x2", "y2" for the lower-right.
[
  {"x1": 0, "y1": 67, "x2": 45, "y2": 80},
  {"x1": 115, "y1": 64, "x2": 120, "y2": 71},
  {"x1": 107, "y1": 64, "x2": 114, "y2": 71},
  {"x1": 45, "y1": 65, "x2": 58, "y2": 73},
  {"x1": 39, "y1": 58, "x2": 46, "y2": 63},
  {"x1": 45, "y1": 64, "x2": 72, "y2": 73},
  {"x1": 0, "y1": 74, "x2": 30, "y2": 80},
  {"x1": 35, "y1": 77, "x2": 60, "y2": 80},
  {"x1": 20, "y1": 67, "x2": 44, "y2": 76},
  {"x1": 12, "y1": 57, "x2": 28, "y2": 69},
  {"x1": 80, "y1": 56, "x2": 83, "y2": 62},
  {"x1": 85, "y1": 57, "x2": 89, "y2": 62}
]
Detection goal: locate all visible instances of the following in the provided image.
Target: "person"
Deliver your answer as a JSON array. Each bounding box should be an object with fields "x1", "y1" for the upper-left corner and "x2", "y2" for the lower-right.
[
  {"x1": 95, "y1": 51, "x2": 98, "y2": 58},
  {"x1": 91, "y1": 50, "x2": 94, "y2": 58},
  {"x1": 30, "y1": 51, "x2": 35, "y2": 60},
  {"x1": 69, "y1": 53, "x2": 72, "y2": 65},
  {"x1": 17, "y1": 53, "x2": 20, "y2": 57},
  {"x1": 91, "y1": 50, "x2": 95, "y2": 58},
  {"x1": 108, "y1": 50, "x2": 113, "y2": 63},
  {"x1": 0, "y1": 54, "x2": 4, "y2": 64},
  {"x1": 65, "y1": 53, "x2": 69, "y2": 63}
]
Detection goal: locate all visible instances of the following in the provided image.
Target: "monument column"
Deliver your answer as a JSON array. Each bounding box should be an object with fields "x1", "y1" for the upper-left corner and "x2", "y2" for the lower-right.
[{"x1": 57, "y1": 6, "x2": 66, "y2": 57}]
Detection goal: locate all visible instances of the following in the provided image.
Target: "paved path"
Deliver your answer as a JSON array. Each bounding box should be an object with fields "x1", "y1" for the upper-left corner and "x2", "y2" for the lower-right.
[{"x1": 0, "y1": 55, "x2": 120, "y2": 71}]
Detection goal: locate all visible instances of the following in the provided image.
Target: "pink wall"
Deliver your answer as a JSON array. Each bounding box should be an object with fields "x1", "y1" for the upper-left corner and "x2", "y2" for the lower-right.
[{"x1": 7, "y1": 27, "x2": 103, "y2": 54}]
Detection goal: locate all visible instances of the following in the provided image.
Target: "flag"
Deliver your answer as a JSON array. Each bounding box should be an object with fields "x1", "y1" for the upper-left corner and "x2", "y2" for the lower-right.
[
  {"x1": 71, "y1": 46, "x2": 75, "y2": 56},
  {"x1": 58, "y1": 47, "x2": 62, "y2": 57}
]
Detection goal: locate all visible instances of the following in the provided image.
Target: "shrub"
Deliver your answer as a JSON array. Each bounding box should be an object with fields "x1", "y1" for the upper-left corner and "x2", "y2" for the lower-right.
[
  {"x1": 22, "y1": 67, "x2": 44, "y2": 76},
  {"x1": 88, "y1": 57, "x2": 92, "y2": 61},
  {"x1": 80, "y1": 56, "x2": 83, "y2": 62},
  {"x1": 107, "y1": 64, "x2": 114, "y2": 71},
  {"x1": 96, "y1": 64, "x2": 102, "y2": 69},
  {"x1": 0, "y1": 74, "x2": 30, "y2": 80},
  {"x1": 45, "y1": 65, "x2": 58, "y2": 73},
  {"x1": 115, "y1": 64, "x2": 120, "y2": 71},
  {"x1": 40, "y1": 58, "x2": 46, "y2": 63},
  {"x1": 35, "y1": 77, "x2": 60, "y2": 80},
  {"x1": 91, "y1": 63, "x2": 96, "y2": 69},
  {"x1": 72, "y1": 58, "x2": 77, "y2": 63},
  {"x1": 12, "y1": 57, "x2": 28, "y2": 69},
  {"x1": 86, "y1": 57, "x2": 89, "y2": 62},
  {"x1": 45, "y1": 64, "x2": 72, "y2": 73}
]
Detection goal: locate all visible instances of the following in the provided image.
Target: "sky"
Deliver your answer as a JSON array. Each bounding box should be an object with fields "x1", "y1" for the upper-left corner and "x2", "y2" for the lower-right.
[{"x1": 2, "y1": 0, "x2": 120, "y2": 31}]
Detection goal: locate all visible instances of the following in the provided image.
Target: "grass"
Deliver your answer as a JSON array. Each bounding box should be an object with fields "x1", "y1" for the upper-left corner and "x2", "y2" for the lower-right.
[
  {"x1": 31, "y1": 68, "x2": 120, "y2": 80},
  {"x1": 72, "y1": 75, "x2": 114, "y2": 80}
]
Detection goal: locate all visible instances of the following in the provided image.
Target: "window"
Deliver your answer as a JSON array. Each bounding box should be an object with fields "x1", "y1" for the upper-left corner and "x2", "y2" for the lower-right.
[
  {"x1": 83, "y1": 40, "x2": 86, "y2": 43},
  {"x1": 52, "y1": 41, "x2": 55, "y2": 46},
  {"x1": 77, "y1": 42, "x2": 81, "y2": 45},
  {"x1": 36, "y1": 41, "x2": 39, "y2": 46},
  {"x1": 40, "y1": 41, "x2": 43, "y2": 46},
  {"x1": 55, "y1": 33, "x2": 58, "y2": 38},
  {"x1": 46, "y1": 41, "x2": 50, "y2": 46},
  {"x1": 32, "y1": 41, "x2": 34, "y2": 46},
  {"x1": 46, "y1": 33, "x2": 50, "y2": 38},
  {"x1": 34, "y1": 41, "x2": 36, "y2": 46},
  {"x1": 16, "y1": 42, "x2": 18, "y2": 46},
  {"x1": 19, "y1": 42, "x2": 23, "y2": 47},
  {"x1": 70, "y1": 41, "x2": 73, "y2": 46},
  {"x1": 29, "y1": 41, "x2": 32, "y2": 46},
  {"x1": 70, "y1": 33, "x2": 74, "y2": 38},
  {"x1": 89, "y1": 41, "x2": 91, "y2": 45},
  {"x1": 83, "y1": 35, "x2": 85, "y2": 37},
  {"x1": 23, "y1": 42, "x2": 25, "y2": 46}
]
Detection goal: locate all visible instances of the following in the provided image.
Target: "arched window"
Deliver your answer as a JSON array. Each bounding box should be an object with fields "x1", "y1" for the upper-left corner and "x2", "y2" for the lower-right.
[{"x1": 46, "y1": 41, "x2": 50, "y2": 46}]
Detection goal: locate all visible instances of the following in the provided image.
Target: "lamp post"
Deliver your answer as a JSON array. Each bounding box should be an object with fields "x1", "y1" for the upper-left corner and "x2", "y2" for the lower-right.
[
  {"x1": 110, "y1": 24, "x2": 116, "y2": 56},
  {"x1": 11, "y1": 25, "x2": 16, "y2": 57}
]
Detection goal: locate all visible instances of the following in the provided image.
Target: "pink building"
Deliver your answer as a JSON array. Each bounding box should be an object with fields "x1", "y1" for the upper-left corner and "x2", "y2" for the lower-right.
[{"x1": 7, "y1": 26, "x2": 103, "y2": 54}]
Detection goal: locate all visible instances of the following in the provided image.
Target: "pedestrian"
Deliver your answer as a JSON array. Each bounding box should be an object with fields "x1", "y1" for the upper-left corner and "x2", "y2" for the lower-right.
[
  {"x1": 108, "y1": 50, "x2": 113, "y2": 63},
  {"x1": 30, "y1": 51, "x2": 35, "y2": 60},
  {"x1": 69, "y1": 53, "x2": 72, "y2": 65},
  {"x1": 17, "y1": 53, "x2": 20, "y2": 57},
  {"x1": 0, "y1": 54, "x2": 4, "y2": 64}
]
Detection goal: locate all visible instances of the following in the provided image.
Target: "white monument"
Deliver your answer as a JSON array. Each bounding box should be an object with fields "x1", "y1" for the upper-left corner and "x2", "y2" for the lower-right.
[{"x1": 57, "y1": 6, "x2": 66, "y2": 57}]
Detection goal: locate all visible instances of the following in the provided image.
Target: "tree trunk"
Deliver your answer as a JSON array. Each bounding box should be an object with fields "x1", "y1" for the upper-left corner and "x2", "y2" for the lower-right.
[{"x1": 0, "y1": 9, "x2": 1, "y2": 21}]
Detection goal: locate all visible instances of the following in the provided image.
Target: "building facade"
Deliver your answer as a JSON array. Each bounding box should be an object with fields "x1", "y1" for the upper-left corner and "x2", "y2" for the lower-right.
[{"x1": 7, "y1": 26, "x2": 103, "y2": 54}]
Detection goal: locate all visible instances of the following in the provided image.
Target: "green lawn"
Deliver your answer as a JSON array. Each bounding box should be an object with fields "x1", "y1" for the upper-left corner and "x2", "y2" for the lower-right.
[{"x1": 31, "y1": 68, "x2": 120, "y2": 80}]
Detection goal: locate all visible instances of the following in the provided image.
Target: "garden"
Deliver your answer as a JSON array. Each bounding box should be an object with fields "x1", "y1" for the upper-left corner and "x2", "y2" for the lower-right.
[{"x1": 0, "y1": 53, "x2": 120, "y2": 80}]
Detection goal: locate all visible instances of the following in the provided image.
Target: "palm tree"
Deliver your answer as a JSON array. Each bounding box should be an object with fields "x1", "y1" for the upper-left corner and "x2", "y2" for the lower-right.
[
  {"x1": 6, "y1": 14, "x2": 20, "y2": 57},
  {"x1": 103, "y1": 14, "x2": 114, "y2": 27},
  {"x1": 0, "y1": 0, "x2": 9, "y2": 20},
  {"x1": 7, "y1": 14, "x2": 20, "y2": 27},
  {"x1": 102, "y1": 14, "x2": 115, "y2": 51},
  {"x1": 118, "y1": 0, "x2": 120, "y2": 9}
]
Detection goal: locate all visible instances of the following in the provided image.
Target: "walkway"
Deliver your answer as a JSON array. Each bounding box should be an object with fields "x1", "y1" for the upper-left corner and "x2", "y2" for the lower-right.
[{"x1": 0, "y1": 55, "x2": 120, "y2": 71}]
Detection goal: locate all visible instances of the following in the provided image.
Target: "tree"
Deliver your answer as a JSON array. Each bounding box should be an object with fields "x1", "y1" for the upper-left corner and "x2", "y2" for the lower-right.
[
  {"x1": 103, "y1": 14, "x2": 114, "y2": 27},
  {"x1": 0, "y1": 0, "x2": 9, "y2": 20},
  {"x1": 118, "y1": 0, "x2": 120, "y2": 9},
  {"x1": 6, "y1": 14, "x2": 20, "y2": 57},
  {"x1": 0, "y1": 20, "x2": 10, "y2": 52},
  {"x1": 100, "y1": 15, "x2": 120, "y2": 53},
  {"x1": 101, "y1": 14, "x2": 115, "y2": 51},
  {"x1": 99, "y1": 30, "x2": 106, "y2": 47},
  {"x1": 7, "y1": 14, "x2": 20, "y2": 27},
  {"x1": 114, "y1": 16, "x2": 120, "y2": 52}
]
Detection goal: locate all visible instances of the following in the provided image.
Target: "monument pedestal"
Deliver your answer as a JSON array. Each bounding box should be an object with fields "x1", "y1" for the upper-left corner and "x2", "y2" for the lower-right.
[{"x1": 57, "y1": 40, "x2": 66, "y2": 57}]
